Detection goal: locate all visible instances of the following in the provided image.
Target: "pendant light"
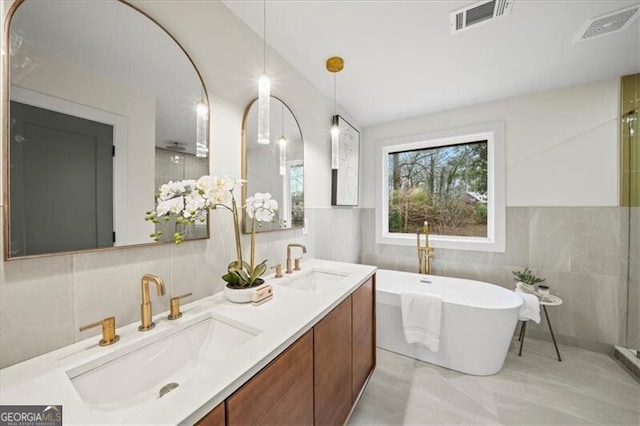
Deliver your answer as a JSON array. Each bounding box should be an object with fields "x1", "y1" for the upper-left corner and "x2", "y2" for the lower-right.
[
  {"x1": 326, "y1": 56, "x2": 344, "y2": 169},
  {"x1": 195, "y1": 91, "x2": 208, "y2": 158},
  {"x1": 257, "y1": 0, "x2": 270, "y2": 145},
  {"x1": 278, "y1": 103, "x2": 287, "y2": 176}
]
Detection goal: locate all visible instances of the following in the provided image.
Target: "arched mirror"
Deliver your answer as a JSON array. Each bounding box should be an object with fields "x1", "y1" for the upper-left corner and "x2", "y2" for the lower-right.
[
  {"x1": 242, "y1": 97, "x2": 304, "y2": 233},
  {"x1": 3, "y1": 0, "x2": 210, "y2": 259}
]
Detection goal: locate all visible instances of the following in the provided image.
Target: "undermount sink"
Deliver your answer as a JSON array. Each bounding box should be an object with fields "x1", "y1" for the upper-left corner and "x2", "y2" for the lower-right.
[
  {"x1": 66, "y1": 313, "x2": 259, "y2": 411},
  {"x1": 278, "y1": 269, "x2": 349, "y2": 292}
]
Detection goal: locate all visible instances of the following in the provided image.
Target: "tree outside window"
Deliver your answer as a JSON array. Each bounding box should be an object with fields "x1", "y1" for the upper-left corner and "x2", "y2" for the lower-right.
[
  {"x1": 290, "y1": 165, "x2": 304, "y2": 227},
  {"x1": 387, "y1": 141, "x2": 488, "y2": 237}
]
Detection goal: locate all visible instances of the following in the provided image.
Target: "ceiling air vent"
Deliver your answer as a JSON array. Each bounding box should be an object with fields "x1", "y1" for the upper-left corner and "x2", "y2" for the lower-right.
[
  {"x1": 574, "y1": 4, "x2": 640, "y2": 42},
  {"x1": 450, "y1": 0, "x2": 514, "y2": 34}
]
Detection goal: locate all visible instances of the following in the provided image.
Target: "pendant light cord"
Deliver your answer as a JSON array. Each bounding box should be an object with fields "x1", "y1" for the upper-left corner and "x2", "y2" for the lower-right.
[
  {"x1": 263, "y1": 0, "x2": 267, "y2": 72},
  {"x1": 333, "y1": 73, "x2": 337, "y2": 114}
]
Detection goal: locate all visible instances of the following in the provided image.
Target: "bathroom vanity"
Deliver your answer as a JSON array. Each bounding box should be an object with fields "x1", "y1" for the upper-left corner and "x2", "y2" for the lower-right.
[{"x1": 0, "y1": 259, "x2": 376, "y2": 425}]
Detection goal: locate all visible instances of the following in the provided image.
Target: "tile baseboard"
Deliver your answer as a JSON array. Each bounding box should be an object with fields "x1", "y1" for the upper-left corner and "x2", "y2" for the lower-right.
[{"x1": 613, "y1": 345, "x2": 640, "y2": 383}]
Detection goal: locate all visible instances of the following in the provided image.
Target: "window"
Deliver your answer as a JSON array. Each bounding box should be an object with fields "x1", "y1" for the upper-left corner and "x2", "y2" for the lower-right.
[
  {"x1": 289, "y1": 164, "x2": 304, "y2": 227},
  {"x1": 376, "y1": 122, "x2": 505, "y2": 252},
  {"x1": 388, "y1": 140, "x2": 488, "y2": 236}
]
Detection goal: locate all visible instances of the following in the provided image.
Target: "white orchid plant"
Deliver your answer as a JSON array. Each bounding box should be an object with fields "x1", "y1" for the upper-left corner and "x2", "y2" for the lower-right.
[{"x1": 145, "y1": 175, "x2": 278, "y2": 288}]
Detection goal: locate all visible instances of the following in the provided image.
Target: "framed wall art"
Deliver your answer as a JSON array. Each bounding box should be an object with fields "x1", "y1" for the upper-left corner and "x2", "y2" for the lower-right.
[{"x1": 331, "y1": 115, "x2": 360, "y2": 206}]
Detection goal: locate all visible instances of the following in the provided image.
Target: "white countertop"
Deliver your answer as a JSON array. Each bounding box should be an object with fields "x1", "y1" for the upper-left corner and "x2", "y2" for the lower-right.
[{"x1": 0, "y1": 259, "x2": 376, "y2": 425}]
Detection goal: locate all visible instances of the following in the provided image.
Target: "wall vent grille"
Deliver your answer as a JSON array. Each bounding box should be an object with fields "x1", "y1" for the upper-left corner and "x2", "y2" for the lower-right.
[
  {"x1": 574, "y1": 4, "x2": 640, "y2": 42},
  {"x1": 450, "y1": 0, "x2": 514, "y2": 34}
]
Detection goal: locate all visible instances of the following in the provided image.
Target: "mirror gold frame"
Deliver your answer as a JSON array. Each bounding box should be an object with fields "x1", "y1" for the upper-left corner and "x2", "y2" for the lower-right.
[
  {"x1": 2, "y1": 0, "x2": 210, "y2": 260},
  {"x1": 241, "y1": 96, "x2": 304, "y2": 234}
]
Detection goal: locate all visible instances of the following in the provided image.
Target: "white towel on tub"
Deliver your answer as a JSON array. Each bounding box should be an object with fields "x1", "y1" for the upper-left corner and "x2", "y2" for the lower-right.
[
  {"x1": 515, "y1": 288, "x2": 540, "y2": 323},
  {"x1": 400, "y1": 291, "x2": 442, "y2": 352}
]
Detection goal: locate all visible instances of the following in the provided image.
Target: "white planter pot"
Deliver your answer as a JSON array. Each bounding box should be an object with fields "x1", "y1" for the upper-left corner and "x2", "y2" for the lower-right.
[{"x1": 223, "y1": 281, "x2": 265, "y2": 304}]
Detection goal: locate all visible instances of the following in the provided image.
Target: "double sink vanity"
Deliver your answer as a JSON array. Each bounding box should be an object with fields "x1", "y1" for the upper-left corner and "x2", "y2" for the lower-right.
[
  {"x1": 0, "y1": 259, "x2": 376, "y2": 425},
  {"x1": 1, "y1": 2, "x2": 375, "y2": 424}
]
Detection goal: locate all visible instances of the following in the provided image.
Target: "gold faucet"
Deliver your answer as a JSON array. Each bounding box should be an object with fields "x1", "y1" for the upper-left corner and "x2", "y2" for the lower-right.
[
  {"x1": 79, "y1": 316, "x2": 120, "y2": 346},
  {"x1": 417, "y1": 221, "x2": 435, "y2": 275},
  {"x1": 167, "y1": 293, "x2": 192, "y2": 320},
  {"x1": 271, "y1": 264, "x2": 283, "y2": 278},
  {"x1": 286, "y1": 243, "x2": 307, "y2": 273},
  {"x1": 139, "y1": 274, "x2": 166, "y2": 331}
]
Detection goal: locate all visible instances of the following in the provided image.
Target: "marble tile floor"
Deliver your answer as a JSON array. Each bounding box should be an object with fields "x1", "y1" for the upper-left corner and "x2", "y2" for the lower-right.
[{"x1": 349, "y1": 339, "x2": 640, "y2": 425}]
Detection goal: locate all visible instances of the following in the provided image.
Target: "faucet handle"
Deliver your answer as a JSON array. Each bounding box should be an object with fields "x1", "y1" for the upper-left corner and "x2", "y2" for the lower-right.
[
  {"x1": 168, "y1": 293, "x2": 192, "y2": 320},
  {"x1": 294, "y1": 258, "x2": 302, "y2": 271},
  {"x1": 79, "y1": 316, "x2": 120, "y2": 346},
  {"x1": 271, "y1": 264, "x2": 283, "y2": 278}
]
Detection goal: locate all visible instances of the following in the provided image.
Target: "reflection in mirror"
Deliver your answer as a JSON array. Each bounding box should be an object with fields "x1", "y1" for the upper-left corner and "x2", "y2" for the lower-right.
[
  {"x1": 154, "y1": 147, "x2": 209, "y2": 241},
  {"x1": 242, "y1": 97, "x2": 304, "y2": 233},
  {"x1": 4, "y1": 0, "x2": 209, "y2": 259}
]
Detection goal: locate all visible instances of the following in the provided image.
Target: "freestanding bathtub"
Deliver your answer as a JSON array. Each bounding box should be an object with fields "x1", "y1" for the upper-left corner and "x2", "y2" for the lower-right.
[{"x1": 376, "y1": 269, "x2": 522, "y2": 376}]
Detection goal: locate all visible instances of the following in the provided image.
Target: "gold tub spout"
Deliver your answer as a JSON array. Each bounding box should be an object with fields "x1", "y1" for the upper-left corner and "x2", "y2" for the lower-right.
[
  {"x1": 139, "y1": 274, "x2": 166, "y2": 331},
  {"x1": 417, "y1": 221, "x2": 435, "y2": 275}
]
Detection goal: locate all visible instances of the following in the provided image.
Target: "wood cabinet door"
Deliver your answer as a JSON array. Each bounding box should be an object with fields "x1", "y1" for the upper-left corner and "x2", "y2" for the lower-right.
[
  {"x1": 314, "y1": 297, "x2": 353, "y2": 425},
  {"x1": 226, "y1": 331, "x2": 314, "y2": 426},
  {"x1": 352, "y1": 276, "x2": 376, "y2": 402},
  {"x1": 195, "y1": 402, "x2": 225, "y2": 426}
]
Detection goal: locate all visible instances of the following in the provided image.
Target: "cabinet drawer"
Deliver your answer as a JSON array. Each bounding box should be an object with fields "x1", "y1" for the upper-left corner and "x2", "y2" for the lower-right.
[
  {"x1": 352, "y1": 276, "x2": 375, "y2": 401},
  {"x1": 195, "y1": 402, "x2": 225, "y2": 426},
  {"x1": 314, "y1": 298, "x2": 353, "y2": 425},
  {"x1": 226, "y1": 331, "x2": 314, "y2": 425}
]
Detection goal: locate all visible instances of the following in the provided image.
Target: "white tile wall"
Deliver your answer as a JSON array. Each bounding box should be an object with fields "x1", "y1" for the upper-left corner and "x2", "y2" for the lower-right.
[
  {"x1": 529, "y1": 208, "x2": 573, "y2": 272},
  {"x1": 361, "y1": 206, "x2": 631, "y2": 350},
  {"x1": 311, "y1": 208, "x2": 361, "y2": 264},
  {"x1": 0, "y1": 211, "x2": 76, "y2": 367},
  {"x1": 72, "y1": 244, "x2": 173, "y2": 342},
  {"x1": 0, "y1": 206, "x2": 322, "y2": 368},
  {"x1": 0, "y1": 202, "x2": 633, "y2": 366}
]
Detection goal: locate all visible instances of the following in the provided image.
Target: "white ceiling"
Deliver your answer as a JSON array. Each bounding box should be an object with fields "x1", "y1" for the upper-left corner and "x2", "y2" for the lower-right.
[{"x1": 222, "y1": 0, "x2": 640, "y2": 128}]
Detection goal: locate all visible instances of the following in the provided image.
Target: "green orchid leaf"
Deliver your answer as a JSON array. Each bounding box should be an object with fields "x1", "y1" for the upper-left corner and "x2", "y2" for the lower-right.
[
  {"x1": 222, "y1": 272, "x2": 239, "y2": 284},
  {"x1": 251, "y1": 265, "x2": 266, "y2": 281},
  {"x1": 233, "y1": 268, "x2": 251, "y2": 283},
  {"x1": 251, "y1": 260, "x2": 268, "y2": 280}
]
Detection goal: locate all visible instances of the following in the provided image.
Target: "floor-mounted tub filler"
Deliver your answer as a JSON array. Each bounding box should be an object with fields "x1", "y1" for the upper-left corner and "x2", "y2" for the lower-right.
[{"x1": 376, "y1": 269, "x2": 523, "y2": 376}]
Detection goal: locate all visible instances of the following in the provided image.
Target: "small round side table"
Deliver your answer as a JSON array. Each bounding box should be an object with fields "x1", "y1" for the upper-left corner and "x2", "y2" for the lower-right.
[{"x1": 518, "y1": 294, "x2": 563, "y2": 361}]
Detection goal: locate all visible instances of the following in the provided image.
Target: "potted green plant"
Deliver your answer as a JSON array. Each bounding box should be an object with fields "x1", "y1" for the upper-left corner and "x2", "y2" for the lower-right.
[{"x1": 512, "y1": 267, "x2": 545, "y2": 293}]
